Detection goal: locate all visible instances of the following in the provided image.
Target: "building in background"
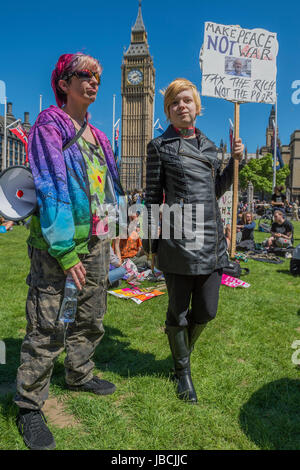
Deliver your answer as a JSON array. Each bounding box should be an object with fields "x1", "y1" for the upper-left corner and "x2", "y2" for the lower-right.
[
  {"x1": 120, "y1": 1, "x2": 155, "y2": 191},
  {"x1": 218, "y1": 141, "x2": 258, "y2": 170},
  {"x1": 218, "y1": 107, "x2": 300, "y2": 200},
  {"x1": 287, "y1": 131, "x2": 300, "y2": 199},
  {"x1": 0, "y1": 102, "x2": 31, "y2": 169},
  {"x1": 260, "y1": 106, "x2": 300, "y2": 200},
  {"x1": 260, "y1": 105, "x2": 280, "y2": 158}
]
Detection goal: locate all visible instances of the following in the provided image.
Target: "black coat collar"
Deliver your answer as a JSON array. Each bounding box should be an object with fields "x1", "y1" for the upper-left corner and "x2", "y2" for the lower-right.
[{"x1": 160, "y1": 125, "x2": 217, "y2": 162}]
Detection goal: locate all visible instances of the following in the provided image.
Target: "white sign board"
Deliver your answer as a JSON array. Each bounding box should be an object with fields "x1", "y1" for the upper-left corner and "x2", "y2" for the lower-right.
[
  {"x1": 218, "y1": 188, "x2": 233, "y2": 227},
  {"x1": 201, "y1": 22, "x2": 279, "y2": 104}
]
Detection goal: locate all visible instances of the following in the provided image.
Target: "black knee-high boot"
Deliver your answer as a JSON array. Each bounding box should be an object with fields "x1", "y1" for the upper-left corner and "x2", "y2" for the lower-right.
[
  {"x1": 165, "y1": 326, "x2": 197, "y2": 403},
  {"x1": 188, "y1": 323, "x2": 206, "y2": 354}
]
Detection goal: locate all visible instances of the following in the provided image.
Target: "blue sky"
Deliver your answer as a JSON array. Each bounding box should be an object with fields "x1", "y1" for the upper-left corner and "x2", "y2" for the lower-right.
[{"x1": 1, "y1": 0, "x2": 299, "y2": 153}]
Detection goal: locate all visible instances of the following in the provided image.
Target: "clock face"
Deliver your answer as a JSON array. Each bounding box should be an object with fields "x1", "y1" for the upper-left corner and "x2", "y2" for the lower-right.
[{"x1": 127, "y1": 69, "x2": 143, "y2": 85}]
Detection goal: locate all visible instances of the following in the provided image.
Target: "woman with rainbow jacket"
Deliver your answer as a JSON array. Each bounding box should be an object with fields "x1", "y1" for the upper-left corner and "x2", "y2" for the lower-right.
[{"x1": 15, "y1": 52, "x2": 123, "y2": 450}]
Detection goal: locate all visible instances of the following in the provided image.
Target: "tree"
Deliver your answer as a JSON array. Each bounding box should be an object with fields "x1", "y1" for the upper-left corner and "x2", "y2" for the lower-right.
[{"x1": 239, "y1": 153, "x2": 290, "y2": 194}]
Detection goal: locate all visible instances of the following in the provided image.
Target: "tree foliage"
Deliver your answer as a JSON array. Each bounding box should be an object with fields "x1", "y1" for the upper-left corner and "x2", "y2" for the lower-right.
[{"x1": 239, "y1": 153, "x2": 290, "y2": 194}]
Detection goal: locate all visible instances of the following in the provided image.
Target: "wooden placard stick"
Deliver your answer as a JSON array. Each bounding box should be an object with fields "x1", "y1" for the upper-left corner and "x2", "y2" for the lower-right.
[
  {"x1": 151, "y1": 253, "x2": 156, "y2": 272},
  {"x1": 230, "y1": 102, "x2": 240, "y2": 259}
]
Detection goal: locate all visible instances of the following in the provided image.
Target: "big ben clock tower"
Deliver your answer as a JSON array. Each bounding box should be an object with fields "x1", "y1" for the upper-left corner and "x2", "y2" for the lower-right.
[{"x1": 121, "y1": 0, "x2": 155, "y2": 190}]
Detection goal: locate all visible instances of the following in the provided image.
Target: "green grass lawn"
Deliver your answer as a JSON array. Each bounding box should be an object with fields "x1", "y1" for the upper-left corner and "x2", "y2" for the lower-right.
[{"x1": 0, "y1": 223, "x2": 300, "y2": 450}]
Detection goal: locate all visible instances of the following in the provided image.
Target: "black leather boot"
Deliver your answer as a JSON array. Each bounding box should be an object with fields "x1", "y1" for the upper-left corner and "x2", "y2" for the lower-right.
[
  {"x1": 166, "y1": 326, "x2": 197, "y2": 403},
  {"x1": 188, "y1": 323, "x2": 206, "y2": 354}
]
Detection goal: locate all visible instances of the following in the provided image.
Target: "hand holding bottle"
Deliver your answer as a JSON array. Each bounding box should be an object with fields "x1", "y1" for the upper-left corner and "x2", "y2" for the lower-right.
[
  {"x1": 64, "y1": 262, "x2": 86, "y2": 291},
  {"x1": 58, "y1": 274, "x2": 78, "y2": 324}
]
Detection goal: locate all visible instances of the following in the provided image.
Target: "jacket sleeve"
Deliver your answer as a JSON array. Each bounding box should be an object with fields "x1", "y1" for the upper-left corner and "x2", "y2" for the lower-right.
[
  {"x1": 29, "y1": 123, "x2": 80, "y2": 271},
  {"x1": 243, "y1": 222, "x2": 256, "y2": 230},
  {"x1": 215, "y1": 158, "x2": 245, "y2": 200},
  {"x1": 142, "y1": 141, "x2": 164, "y2": 254}
]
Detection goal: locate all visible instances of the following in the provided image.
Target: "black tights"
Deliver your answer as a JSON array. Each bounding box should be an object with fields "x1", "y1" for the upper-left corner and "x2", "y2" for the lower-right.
[{"x1": 164, "y1": 270, "x2": 223, "y2": 327}]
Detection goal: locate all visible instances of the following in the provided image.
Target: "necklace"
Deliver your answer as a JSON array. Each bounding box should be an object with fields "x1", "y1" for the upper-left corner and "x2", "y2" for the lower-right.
[{"x1": 174, "y1": 127, "x2": 196, "y2": 138}]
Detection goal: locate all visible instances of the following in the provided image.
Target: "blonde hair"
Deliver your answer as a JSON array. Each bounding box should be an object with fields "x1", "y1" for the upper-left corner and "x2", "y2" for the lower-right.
[
  {"x1": 70, "y1": 54, "x2": 102, "y2": 75},
  {"x1": 162, "y1": 78, "x2": 202, "y2": 121}
]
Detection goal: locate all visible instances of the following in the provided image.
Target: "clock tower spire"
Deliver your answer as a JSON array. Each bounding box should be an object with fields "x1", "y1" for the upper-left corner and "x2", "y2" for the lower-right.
[{"x1": 120, "y1": 1, "x2": 155, "y2": 190}]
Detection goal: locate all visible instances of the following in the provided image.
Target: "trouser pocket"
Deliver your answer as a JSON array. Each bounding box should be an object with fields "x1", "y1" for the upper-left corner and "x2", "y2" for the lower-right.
[{"x1": 26, "y1": 284, "x2": 64, "y2": 335}]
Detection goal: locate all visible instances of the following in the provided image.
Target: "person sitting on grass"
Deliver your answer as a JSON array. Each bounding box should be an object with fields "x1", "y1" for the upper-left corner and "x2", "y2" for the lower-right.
[
  {"x1": 266, "y1": 209, "x2": 294, "y2": 249},
  {"x1": 236, "y1": 212, "x2": 256, "y2": 250},
  {"x1": 112, "y1": 214, "x2": 150, "y2": 270},
  {"x1": 108, "y1": 245, "x2": 127, "y2": 288}
]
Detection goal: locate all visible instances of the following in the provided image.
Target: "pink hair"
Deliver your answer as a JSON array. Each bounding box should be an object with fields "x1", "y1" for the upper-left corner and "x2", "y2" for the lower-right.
[{"x1": 51, "y1": 53, "x2": 102, "y2": 108}]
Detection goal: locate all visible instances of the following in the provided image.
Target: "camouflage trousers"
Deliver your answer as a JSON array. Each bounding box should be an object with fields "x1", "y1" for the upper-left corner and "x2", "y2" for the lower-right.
[{"x1": 14, "y1": 236, "x2": 110, "y2": 410}]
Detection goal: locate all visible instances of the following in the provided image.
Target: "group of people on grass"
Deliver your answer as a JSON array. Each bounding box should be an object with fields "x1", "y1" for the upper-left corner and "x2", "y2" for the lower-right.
[
  {"x1": 224, "y1": 184, "x2": 297, "y2": 253},
  {"x1": 238, "y1": 186, "x2": 299, "y2": 223},
  {"x1": 108, "y1": 211, "x2": 151, "y2": 287},
  {"x1": 225, "y1": 207, "x2": 294, "y2": 252}
]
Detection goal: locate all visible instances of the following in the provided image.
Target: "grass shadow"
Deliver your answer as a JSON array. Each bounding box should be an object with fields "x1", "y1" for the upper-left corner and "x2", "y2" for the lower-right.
[
  {"x1": 50, "y1": 325, "x2": 173, "y2": 386},
  {"x1": 50, "y1": 326, "x2": 172, "y2": 390},
  {"x1": 0, "y1": 338, "x2": 22, "y2": 419},
  {"x1": 1, "y1": 327, "x2": 173, "y2": 400},
  {"x1": 92, "y1": 325, "x2": 172, "y2": 378},
  {"x1": 239, "y1": 378, "x2": 300, "y2": 450},
  {"x1": 0, "y1": 338, "x2": 22, "y2": 385}
]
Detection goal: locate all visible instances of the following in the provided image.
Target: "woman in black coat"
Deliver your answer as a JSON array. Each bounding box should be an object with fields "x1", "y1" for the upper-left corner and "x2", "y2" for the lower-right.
[{"x1": 143, "y1": 78, "x2": 244, "y2": 403}]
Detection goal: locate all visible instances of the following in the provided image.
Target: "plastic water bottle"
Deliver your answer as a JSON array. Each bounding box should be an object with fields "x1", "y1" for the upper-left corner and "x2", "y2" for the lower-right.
[{"x1": 58, "y1": 274, "x2": 78, "y2": 324}]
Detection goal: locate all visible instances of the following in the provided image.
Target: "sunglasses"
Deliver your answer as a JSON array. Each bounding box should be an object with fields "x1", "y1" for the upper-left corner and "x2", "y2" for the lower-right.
[{"x1": 62, "y1": 69, "x2": 101, "y2": 85}]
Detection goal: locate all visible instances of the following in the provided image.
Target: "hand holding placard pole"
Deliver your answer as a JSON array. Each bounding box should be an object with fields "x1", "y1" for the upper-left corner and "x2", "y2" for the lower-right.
[{"x1": 230, "y1": 102, "x2": 240, "y2": 258}]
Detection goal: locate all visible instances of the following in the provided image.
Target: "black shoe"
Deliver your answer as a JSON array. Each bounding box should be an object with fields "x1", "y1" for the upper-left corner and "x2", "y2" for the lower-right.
[
  {"x1": 175, "y1": 372, "x2": 198, "y2": 403},
  {"x1": 16, "y1": 409, "x2": 56, "y2": 450},
  {"x1": 67, "y1": 376, "x2": 116, "y2": 395}
]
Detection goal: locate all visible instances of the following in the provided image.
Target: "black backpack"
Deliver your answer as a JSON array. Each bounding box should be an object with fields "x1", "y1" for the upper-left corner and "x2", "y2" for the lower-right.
[
  {"x1": 236, "y1": 239, "x2": 255, "y2": 252},
  {"x1": 290, "y1": 244, "x2": 300, "y2": 276},
  {"x1": 290, "y1": 259, "x2": 300, "y2": 276},
  {"x1": 223, "y1": 261, "x2": 250, "y2": 278}
]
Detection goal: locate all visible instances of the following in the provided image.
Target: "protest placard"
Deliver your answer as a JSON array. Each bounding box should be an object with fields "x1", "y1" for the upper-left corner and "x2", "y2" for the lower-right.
[
  {"x1": 201, "y1": 22, "x2": 279, "y2": 104},
  {"x1": 221, "y1": 274, "x2": 250, "y2": 288},
  {"x1": 218, "y1": 188, "x2": 233, "y2": 226},
  {"x1": 108, "y1": 287, "x2": 165, "y2": 305}
]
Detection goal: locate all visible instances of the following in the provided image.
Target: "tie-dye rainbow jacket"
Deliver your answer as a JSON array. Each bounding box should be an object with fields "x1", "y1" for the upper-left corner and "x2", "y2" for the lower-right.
[{"x1": 27, "y1": 105, "x2": 124, "y2": 271}]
